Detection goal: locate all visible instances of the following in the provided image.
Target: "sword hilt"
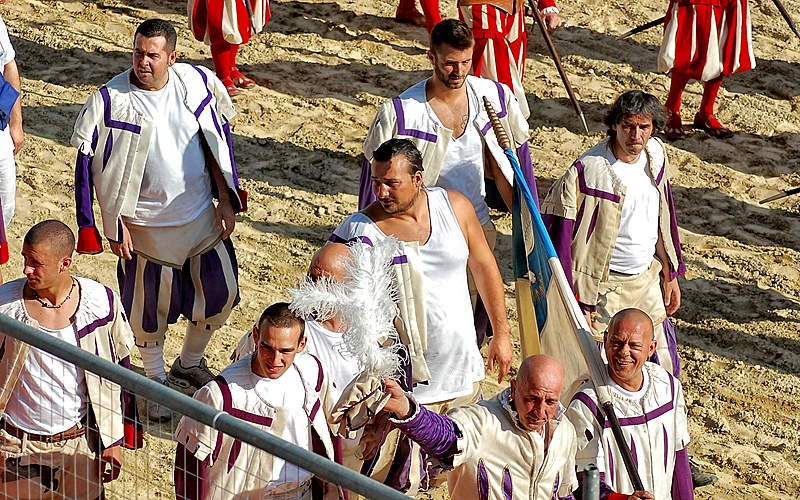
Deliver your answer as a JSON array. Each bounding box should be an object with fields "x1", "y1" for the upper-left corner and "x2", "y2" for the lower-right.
[{"x1": 483, "y1": 97, "x2": 512, "y2": 150}]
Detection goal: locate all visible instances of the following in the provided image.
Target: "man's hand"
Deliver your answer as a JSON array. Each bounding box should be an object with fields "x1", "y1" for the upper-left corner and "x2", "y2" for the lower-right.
[
  {"x1": 9, "y1": 122, "x2": 22, "y2": 155},
  {"x1": 628, "y1": 490, "x2": 655, "y2": 500},
  {"x1": 663, "y1": 276, "x2": 681, "y2": 315},
  {"x1": 215, "y1": 197, "x2": 236, "y2": 240},
  {"x1": 101, "y1": 445, "x2": 122, "y2": 483},
  {"x1": 109, "y1": 221, "x2": 134, "y2": 260},
  {"x1": 487, "y1": 328, "x2": 512, "y2": 383},
  {"x1": 541, "y1": 11, "x2": 563, "y2": 29},
  {"x1": 381, "y1": 378, "x2": 412, "y2": 419}
]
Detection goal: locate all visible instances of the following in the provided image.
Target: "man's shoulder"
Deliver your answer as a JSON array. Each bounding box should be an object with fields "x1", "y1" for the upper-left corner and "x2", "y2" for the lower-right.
[
  {"x1": 466, "y1": 75, "x2": 507, "y2": 97},
  {"x1": 331, "y1": 211, "x2": 381, "y2": 244},
  {"x1": 576, "y1": 137, "x2": 612, "y2": 167},
  {"x1": 396, "y1": 79, "x2": 428, "y2": 103}
]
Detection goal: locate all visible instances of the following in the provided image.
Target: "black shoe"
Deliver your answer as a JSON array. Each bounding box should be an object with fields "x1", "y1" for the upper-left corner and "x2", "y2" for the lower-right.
[{"x1": 690, "y1": 458, "x2": 718, "y2": 487}]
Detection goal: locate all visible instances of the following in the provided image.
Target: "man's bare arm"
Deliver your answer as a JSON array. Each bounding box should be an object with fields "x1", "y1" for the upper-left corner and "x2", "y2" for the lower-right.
[
  {"x1": 448, "y1": 190, "x2": 513, "y2": 382},
  {"x1": 4, "y1": 59, "x2": 22, "y2": 154}
]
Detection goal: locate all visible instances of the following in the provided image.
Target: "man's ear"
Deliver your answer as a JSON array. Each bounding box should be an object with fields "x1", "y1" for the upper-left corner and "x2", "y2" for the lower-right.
[
  {"x1": 427, "y1": 50, "x2": 435, "y2": 66},
  {"x1": 297, "y1": 335, "x2": 307, "y2": 353},
  {"x1": 168, "y1": 50, "x2": 177, "y2": 67}
]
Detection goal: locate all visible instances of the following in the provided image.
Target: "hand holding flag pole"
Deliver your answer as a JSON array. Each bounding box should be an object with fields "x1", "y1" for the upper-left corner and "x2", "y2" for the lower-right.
[{"x1": 483, "y1": 96, "x2": 645, "y2": 493}]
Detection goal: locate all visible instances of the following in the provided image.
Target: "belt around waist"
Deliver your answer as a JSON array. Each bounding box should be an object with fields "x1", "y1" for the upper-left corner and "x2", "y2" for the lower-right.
[{"x1": 1, "y1": 419, "x2": 86, "y2": 443}]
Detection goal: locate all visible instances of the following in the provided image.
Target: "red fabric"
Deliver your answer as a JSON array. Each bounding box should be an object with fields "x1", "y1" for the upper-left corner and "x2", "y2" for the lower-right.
[
  {"x1": 699, "y1": 75, "x2": 723, "y2": 117},
  {"x1": 124, "y1": 421, "x2": 144, "y2": 449},
  {"x1": 663, "y1": 0, "x2": 754, "y2": 80},
  {"x1": 538, "y1": 0, "x2": 557, "y2": 9},
  {"x1": 0, "y1": 241, "x2": 6, "y2": 265},
  {"x1": 607, "y1": 494, "x2": 628, "y2": 500},
  {"x1": 77, "y1": 226, "x2": 103, "y2": 255},
  {"x1": 665, "y1": 71, "x2": 691, "y2": 113},
  {"x1": 397, "y1": 0, "x2": 417, "y2": 14},
  {"x1": 191, "y1": 0, "x2": 254, "y2": 45},
  {"x1": 211, "y1": 41, "x2": 235, "y2": 80},
  {"x1": 419, "y1": 0, "x2": 441, "y2": 33}
]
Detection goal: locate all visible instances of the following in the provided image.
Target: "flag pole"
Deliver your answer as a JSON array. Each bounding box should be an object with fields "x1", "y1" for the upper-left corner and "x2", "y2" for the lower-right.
[{"x1": 484, "y1": 97, "x2": 645, "y2": 492}]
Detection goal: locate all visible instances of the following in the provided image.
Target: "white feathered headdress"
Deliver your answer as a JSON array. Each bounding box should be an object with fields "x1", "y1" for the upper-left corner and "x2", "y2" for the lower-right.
[{"x1": 289, "y1": 237, "x2": 401, "y2": 379}]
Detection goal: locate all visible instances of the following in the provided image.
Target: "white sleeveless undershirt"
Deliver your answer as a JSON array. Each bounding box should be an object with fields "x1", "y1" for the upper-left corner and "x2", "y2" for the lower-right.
[
  {"x1": 5, "y1": 323, "x2": 87, "y2": 434},
  {"x1": 607, "y1": 146, "x2": 659, "y2": 275},
  {"x1": 413, "y1": 188, "x2": 485, "y2": 404}
]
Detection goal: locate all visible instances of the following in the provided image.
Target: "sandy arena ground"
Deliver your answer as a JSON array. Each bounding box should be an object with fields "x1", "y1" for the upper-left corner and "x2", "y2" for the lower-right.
[{"x1": 3, "y1": 0, "x2": 800, "y2": 497}]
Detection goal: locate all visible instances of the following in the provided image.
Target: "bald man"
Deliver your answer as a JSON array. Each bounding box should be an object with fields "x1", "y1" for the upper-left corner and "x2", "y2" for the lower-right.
[
  {"x1": 566, "y1": 308, "x2": 693, "y2": 500},
  {"x1": 382, "y1": 355, "x2": 578, "y2": 500}
]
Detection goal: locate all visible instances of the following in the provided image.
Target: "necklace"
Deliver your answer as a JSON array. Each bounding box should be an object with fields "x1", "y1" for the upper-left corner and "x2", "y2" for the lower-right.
[{"x1": 32, "y1": 278, "x2": 77, "y2": 309}]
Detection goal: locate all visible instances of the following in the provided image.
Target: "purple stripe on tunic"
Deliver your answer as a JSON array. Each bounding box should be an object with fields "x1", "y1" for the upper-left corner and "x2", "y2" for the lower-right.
[
  {"x1": 0, "y1": 337, "x2": 6, "y2": 363},
  {"x1": 607, "y1": 437, "x2": 614, "y2": 478},
  {"x1": 542, "y1": 213, "x2": 574, "y2": 291},
  {"x1": 199, "y1": 244, "x2": 228, "y2": 319},
  {"x1": 663, "y1": 423, "x2": 669, "y2": 472},
  {"x1": 358, "y1": 157, "x2": 375, "y2": 209},
  {"x1": 573, "y1": 201, "x2": 585, "y2": 239},
  {"x1": 586, "y1": 205, "x2": 600, "y2": 243},
  {"x1": 328, "y1": 233, "x2": 375, "y2": 247},
  {"x1": 571, "y1": 392, "x2": 605, "y2": 428},
  {"x1": 630, "y1": 436, "x2": 638, "y2": 468},
  {"x1": 142, "y1": 257, "x2": 163, "y2": 333},
  {"x1": 99, "y1": 87, "x2": 142, "y2": 133},
  {"x1": 478, "y1": 459, "x2": 489, "y2": 500},
  {"x1": 654, "y1": 158, "x2": 665, "y2": 186},
  {"x1": 309, "y1": 399, "x2": 321, "y2": 421},
  {"x1": 585, "y1": 428, "x2": 593, "y2": 442},
  {"x1": 612, "y1": 399, "x2": 674, "y2": 427},
  {"x1": 550, "y1": 472, "x2": 559, "y2": 500},
  {"x1": 102, "y1": 132, "x2": 113, "y2": 172},
  {"x1": 576, "y1": 162, "x2": 621, "y2": 202},
  {"x1": 503, "y1": 466, "x2": 513, "y2": 500},
  {"x1": 227, "y1": 439, "x2": 241, "y2": 472},
  {"x1": 393, "y1": 98, "x2": 437, "y2": 143},
  {"x1": 309, "y1": 353, "x2": 324, "y2": 391},
  {"x1": 493, "y1": 81, "x2": 509, "y2": 118},
  {"x1": 191, "y1": 66, "x2": 213, "y2": 120},
  {"x1": 392, "y1": 255, "x2": 408, "y2": 265}
]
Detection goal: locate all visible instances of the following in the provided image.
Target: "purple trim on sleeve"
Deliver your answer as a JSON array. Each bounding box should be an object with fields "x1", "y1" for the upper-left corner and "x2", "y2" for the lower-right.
[
  {"x1": 175, "y1": 442, "x2": 207, "y2": 500},
  {"x1": 542, "y1": 213, "x2": 575, "y2": 293},
  {"x1": 393, "y1": 98, "x2": 437, "y2": 142},
  {"x1": 662, "y1": 318, "x2": 680, "y2": 377},
  {"x1": 75, "y1": 145, "x2": 97, "y2": 231},
  {"x1": 671, "y1": 448, "x2": 694, "y2": 500},
  {"x1": 478, "y1": 460, "x2": 489, "y2": 500},
  {"x1": 493, "y1": 81, "x2": 509, "y2": 118},
  {"x1": 76, "y1": 287, "x2": 116, "y2": 340},
  {"x1": 99, "y1": 87, "x2": 142, "y2": 133},
  {"x1": 576, "y1": 162, "x2": 621, "y2": 202},
  {"x1": 191, "y1": 66, "x2": 213, "y2": 121},
  {"x1": 665, "y1": 181, "x2": 686, "y2": 280},
  {"x1": 586, "y1": 205, "x2": 600, "y2": 243},
  {"x1": 392, "y1": 255, "x2": 408, "y2": 265},
  {"x1": 358, "y1": 156, "x2": 376, "y2": 209},
  {"x1": 503, "y1": 466, "x2": 513, "y2": 500},
  {"x1": 571, "y1": 392, "x2": 605, "y2": 428},
  {"x1": 394, "y1": 404, "x2": 460, "y2": 461}
]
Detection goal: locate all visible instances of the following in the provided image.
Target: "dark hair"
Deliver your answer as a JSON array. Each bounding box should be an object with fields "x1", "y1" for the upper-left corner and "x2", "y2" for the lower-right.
[
  {"x1": 135, "y1": 19, "x2": 177, "y2": 53},
  {"x1": 430, "y1": 19, "x2": 474, "y2": 53},
  {"x1": 258, "y1": 302, "x2": 305, "y2": 341},
  {"x1": 373, "y1": 138, "x2": 424, "y2": 175},
  {"x1": 604, "y1": 90, "x2": 669, "y2": 137},
  {"x1": 24, "y1": 220, "x2": 75, "y2": 259}
]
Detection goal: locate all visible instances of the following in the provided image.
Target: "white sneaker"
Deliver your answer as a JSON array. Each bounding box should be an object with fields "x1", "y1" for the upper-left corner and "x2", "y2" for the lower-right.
[{"x1": 147, "y1": 377, "x2": 173, "y2": 422}]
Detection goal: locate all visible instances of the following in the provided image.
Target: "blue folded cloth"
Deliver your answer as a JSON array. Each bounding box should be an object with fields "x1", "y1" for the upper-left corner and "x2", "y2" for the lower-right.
[{"x1": 0, "y1": 73, "x2": 19, "y2": 130}]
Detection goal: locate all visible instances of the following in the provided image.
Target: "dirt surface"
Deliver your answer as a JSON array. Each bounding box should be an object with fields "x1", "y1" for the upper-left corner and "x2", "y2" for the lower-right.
[{"x1": 3, "y1": 0, "x2": 800, "y2": 497}]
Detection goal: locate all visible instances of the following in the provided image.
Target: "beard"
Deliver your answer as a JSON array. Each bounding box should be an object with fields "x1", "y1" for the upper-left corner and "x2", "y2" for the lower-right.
[{"x1": 433, "y1": 65, "x2": 466, "y2": 90}]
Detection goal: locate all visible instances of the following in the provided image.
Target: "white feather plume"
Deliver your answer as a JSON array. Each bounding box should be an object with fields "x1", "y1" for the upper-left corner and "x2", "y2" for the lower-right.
[{"x1": 289, "y1": 237, "x2": 401, "y2": 379}]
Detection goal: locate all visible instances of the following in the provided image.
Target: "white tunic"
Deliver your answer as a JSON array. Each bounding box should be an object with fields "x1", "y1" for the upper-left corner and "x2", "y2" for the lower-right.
[
  {"x1": 566, "y1": 362, "x2": 690, "y2": 499},
  {"x1": 175, "y1": 352, "x2": 338, "y2": 500}
]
